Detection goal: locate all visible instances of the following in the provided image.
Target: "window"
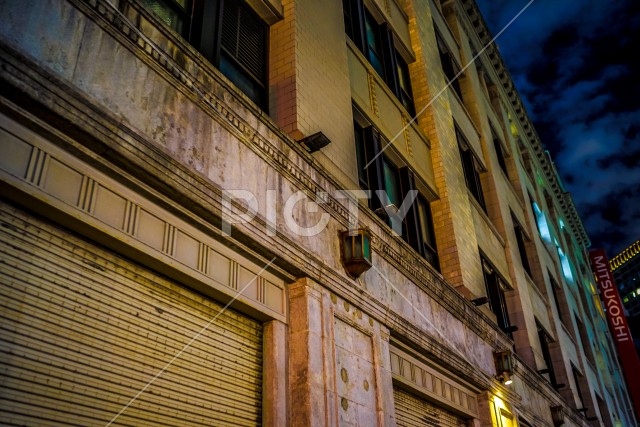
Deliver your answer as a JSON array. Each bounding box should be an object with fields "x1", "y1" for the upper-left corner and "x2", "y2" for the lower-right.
[
  {"x1": 531, "y1": 199, "x2": 552, "y2": 243},
  {"x1": 536, "y1": 320, "x2": 558, "y2": 387},
  {"x1": 517, "y1": 139, "x2": 534, "y2": 181},
  {"x1": 543, "y1": 190, "x2": 557, "y2": 230},
  {"x1": 574, "y1": 315, "x2": 596, "y2": 367},
  {"x1": 571, "y1": 364, "x2": 586, "y2": 410},
  {"x1": 354, "y1": 118, "x2": 439, "y2": 269},
  {"x1": 557, "y1": 246, "x2": 574, "y2": 283},
  {"x1": 364, "y1": 10, "x2": 386, "y2": 78},
  {"x1": 513, "y1": 218, "x2": 532, "y2": 277},
  {"x1": 141, "y1": 0, "x2": 190, "y2": 34},
  {"x1": 549, "y1": 274, "x2": 569, "y2": 326},
  {"x1": 395, "y1": 52, "x2": 415, "y2": 116},
  {"x1": 141, "y1": 0, "x2": 269, "y2": 109},
  {"x1": 416, "y1": 196, "x2": 439, "y2": 268},
  {"x1": 482, "y1": 256, "x2": 512, "y2": 337},
  {"x1": 456, "y1": 128, "x2": 486, "y2": 211},
  {"x1": 491, "y1": 128, "x2": 509, "y2": 176},
  {"x1": 343, "y1": 0, "x2": 415, "y2": 115},
  {"x1": 435, "y1": 31, "x2": 463, "y2": 100}
]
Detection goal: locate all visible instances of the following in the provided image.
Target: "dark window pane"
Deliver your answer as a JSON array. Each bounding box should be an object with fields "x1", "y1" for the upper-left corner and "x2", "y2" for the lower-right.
[
  {"x1": 383, "y1": 158, "x2": 400, "y2": 207},
  {"x1": 220, "y1": 0, "x2": 266, "y2": 83},
  {"x1": 457, "y1": 130, "x2": 486, "y2": 211},
  {"x1": 395, "y1": 52, "x2": 415, "y2": 115},
  {"x1": 514, "y1": 224, "x2": 532, "y2": 276},
  {"x1": 436, "y1": 32, "x2": 463, "y2": 99},
  {"x1": 365, "y1": 12, "x2": 385, "y2": 78},
  {"x1": 417, "y1": 196, "x2": 439, "y2": 270},
  {"x1": 483, "y1": 258, "x2": 511, "y2": 337},
  {"x1": 141, "y1": 0, "x2": 187, "y2": 34},
  {"x1": 219, "y1": 54, "x2": 263, "y2": 105},
  {"x1": 343, "y1": 0, "x2": 354, "y2": 40},
  {"x1": 494, "y1": 135, "x2": 508, "y2": 175},
  {"x1": 354, "y1": 122, "x2": 369, "y2": 190}
]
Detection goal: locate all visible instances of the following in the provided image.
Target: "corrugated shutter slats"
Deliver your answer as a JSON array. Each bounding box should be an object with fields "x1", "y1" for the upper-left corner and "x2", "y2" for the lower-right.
[
  {"x1": 0, "y1": 202, "x2": 263, "y2": 426},
  {"x1": 394, "y1": 387, "x2": 468, "y2": 427}
]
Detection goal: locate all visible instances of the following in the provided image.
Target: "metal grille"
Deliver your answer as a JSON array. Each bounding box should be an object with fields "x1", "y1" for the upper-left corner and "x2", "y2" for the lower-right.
[
  {"x1": 394, "y1": 387, "x2": 468, "y2": 427},
  {"x1": 0, "y1": 202, "x2": 263, "y2": 426},
  {"x1": 220, "y1": 0, "x2": 266, "y2": 81}
]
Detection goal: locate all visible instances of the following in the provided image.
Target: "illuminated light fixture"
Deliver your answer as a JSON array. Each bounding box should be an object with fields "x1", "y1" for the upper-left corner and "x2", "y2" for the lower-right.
[
  {"x1": 494, "y1": 350, "x2": 514, "y2": 385},
  {"x1": 298, "y1": 131, "x2": 331, "y2": 153},
  {"x1": 499, "y1": 372, "x2": 513, "y2": 385},
  {"x1": 339, "y1": 228, "x2": 372, "y2": 279}
]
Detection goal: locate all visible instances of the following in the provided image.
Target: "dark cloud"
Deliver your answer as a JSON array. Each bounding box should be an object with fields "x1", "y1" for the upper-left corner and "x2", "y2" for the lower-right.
[{"x1": 476, "y1": 0, "x2": 640, "y2": 255}]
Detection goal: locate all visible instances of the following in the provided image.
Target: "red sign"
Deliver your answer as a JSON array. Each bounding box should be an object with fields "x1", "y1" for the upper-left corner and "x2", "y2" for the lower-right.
[{"x1": 590, "y1": 249, "x2": 640, "y2": 418}]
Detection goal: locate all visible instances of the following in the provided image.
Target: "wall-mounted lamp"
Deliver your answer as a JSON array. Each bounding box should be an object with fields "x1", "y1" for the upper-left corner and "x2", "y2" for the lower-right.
[
  {"x1": 497, "y1": 371, "x2": 513, "y2": 385},
  {"x1": 494, "y1": 350, "x2": 514, "y2": 385},
  {"x1": 298, "y1": 132, "x2": 331, "y2": 153},
  {"x1": 339, "y1": 228, "x2": 372, "y2": 279}
]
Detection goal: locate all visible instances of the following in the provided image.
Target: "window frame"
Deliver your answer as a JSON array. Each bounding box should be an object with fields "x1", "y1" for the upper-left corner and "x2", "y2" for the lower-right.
[
  {"x1": 140, "y1": 0, "x2": 193, "y2": 35},
  {"x1": 456, "y1": 127, "x2": 486, "y2": 211},
  {"x1": 512, "y1": 215, "x2": 533, "y2": 277},
  {"x1": 535, "y1": 319, "x2": 559, "y2": 387},
  {"x1": 481, "y1": 256, "x2": 513, "y2": 338},
  {"x1": 435, "y1": 29, "x2": 463, "y2": 100},
  {"x1": 140, "y1": 0, "x2": 270, "y2": 110},
  {"x1": 353, "y1": 114, "x2": 439, "y2": 269},
  {"x1": 571, "y1": 364, "x2": 586, "y2": 410},
  {"x1": 342, "y1": 0, "x2": 416, "y2": 116},
  {"x1": 491, "y1": 126, "x2": 509, "y2": 176}
]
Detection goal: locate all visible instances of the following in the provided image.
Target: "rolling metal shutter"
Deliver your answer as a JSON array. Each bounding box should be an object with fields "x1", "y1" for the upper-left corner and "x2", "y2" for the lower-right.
[
  {"x1": 394, "y1": 387, "x2": 468, "y2": 427},
  {"x1": 0, "y1": 202, "x2": 263, "y2": 426}
]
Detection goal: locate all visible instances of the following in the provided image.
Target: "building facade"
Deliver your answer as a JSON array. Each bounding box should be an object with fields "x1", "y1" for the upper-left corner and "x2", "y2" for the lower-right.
[{"x1": 0, "y1": 0, "x2": 636, "y2": 426}]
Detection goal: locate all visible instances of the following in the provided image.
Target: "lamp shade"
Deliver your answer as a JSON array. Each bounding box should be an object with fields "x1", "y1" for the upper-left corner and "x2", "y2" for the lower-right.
[
  {"x1": 494, "y1": 351, "x2": 513, "y2": 374},
  {"x1": 339, "y1": 228, "x2": 372, "y2": 279}
]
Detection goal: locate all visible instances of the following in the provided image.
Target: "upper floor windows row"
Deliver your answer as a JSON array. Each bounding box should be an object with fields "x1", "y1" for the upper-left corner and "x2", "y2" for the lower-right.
[
  {"x1": 343, "y1": 0, "x2": 415, "y2": 115},
  {"x1": 141, "y1": 0, "x2": 269, "y2": 108}
]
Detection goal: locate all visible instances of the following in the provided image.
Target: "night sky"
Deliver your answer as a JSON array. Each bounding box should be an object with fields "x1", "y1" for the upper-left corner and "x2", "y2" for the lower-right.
[{"x1": 475, "y1": 0, "x2": 640, "y2": 257}]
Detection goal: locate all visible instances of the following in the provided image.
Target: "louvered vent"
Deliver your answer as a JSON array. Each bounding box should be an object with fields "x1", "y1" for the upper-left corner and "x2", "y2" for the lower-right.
[{"x1": 221, "y1": 0, "x2": 266, "y2": 82}]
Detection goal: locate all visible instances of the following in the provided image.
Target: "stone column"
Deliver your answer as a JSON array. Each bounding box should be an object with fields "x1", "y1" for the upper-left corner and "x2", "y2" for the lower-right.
[
  {"x1": 263, "y1": 319, "x2": 288, "y2": 426},
  {"x1": 288, "y1": 277, "x2": 339, "y2": 427}
]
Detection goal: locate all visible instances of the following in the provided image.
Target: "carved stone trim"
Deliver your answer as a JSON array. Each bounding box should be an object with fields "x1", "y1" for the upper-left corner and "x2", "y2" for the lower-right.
[
  {"x1": 390, "y1": 343, "x2": 480, "y2": 417},
  {"x1": 367, "y1": 72, "x2": 380, "y2": 117},
  {"x1": 0, "y1": 114, "x2": 286, "y2": 320}
]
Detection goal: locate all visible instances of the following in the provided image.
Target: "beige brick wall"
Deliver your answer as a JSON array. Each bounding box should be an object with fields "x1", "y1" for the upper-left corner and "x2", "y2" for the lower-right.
[
  {"x1": 270, "y1": 0, "x2": 358, "y2": 189},
  {"x1": 405, "y1": 0, "x2": 483, "y2": 298}
]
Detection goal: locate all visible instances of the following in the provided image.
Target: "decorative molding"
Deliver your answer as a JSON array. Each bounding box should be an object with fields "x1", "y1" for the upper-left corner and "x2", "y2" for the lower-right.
[
  {"x1": 402, "y1": 115, "x2": 413, "y2": 157},
  {"x1": 390, "y1": 344, "x2": 479, "y2": 417},
  {"x1": 383, "y1": 0, "x2": 392, "y2": 15},
  {"x1": 367, "y1": 72, "x2": 380, "y2": 117},
  {"x1": 0, "y1": 115, "x2": 286, "y2": 320}
]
